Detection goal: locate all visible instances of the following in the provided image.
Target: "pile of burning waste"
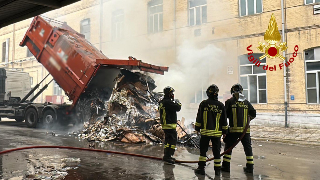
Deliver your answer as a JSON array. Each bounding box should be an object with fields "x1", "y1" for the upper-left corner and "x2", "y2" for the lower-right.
[{"x1": 75, "y1": 70, "x2": 199, "y2": 147}]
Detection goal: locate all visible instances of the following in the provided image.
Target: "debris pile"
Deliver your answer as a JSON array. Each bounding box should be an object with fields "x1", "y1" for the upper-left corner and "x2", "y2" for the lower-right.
[
  {"x1": 75, "y1": 69, "x2": 198, "y2": 147},
  {"x1": 77, "y1": 119, "x2": 162, "y2": 144}
]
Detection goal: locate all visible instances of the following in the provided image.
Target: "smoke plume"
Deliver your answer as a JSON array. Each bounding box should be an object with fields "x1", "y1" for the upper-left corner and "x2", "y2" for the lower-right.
[{"x1": 153, "y1": 40, "x2": 227, "y2": 123}]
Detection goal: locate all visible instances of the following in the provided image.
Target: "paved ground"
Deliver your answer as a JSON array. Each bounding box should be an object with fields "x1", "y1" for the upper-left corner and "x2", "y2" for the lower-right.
[{"x1": 0, "y1": 120, "x2": 319, "y2": 180}]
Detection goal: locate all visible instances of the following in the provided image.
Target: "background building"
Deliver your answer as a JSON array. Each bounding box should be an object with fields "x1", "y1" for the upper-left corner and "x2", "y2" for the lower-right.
[{"x1": 1, "y1": 0, "x2": 320, "y2": 128}]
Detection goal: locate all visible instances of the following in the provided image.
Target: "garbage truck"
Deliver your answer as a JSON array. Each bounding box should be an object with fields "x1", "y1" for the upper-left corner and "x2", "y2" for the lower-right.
[{"x1": 0, "y1": 16, "x2": 168, "y2": 128}]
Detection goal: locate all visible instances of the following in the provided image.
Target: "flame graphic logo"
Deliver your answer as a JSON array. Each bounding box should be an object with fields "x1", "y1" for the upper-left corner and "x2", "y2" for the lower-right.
[{"x1": 257, "y1": 13, "x2": 287, "y2": 61}]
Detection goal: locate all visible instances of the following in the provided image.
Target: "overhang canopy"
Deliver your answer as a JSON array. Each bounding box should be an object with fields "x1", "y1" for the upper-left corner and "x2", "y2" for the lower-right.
[{"x1": 0, "y1": 0, "x2": 80, "y2": 28}]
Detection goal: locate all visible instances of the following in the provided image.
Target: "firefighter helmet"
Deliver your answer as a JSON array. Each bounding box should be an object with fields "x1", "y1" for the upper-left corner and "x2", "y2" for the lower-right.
[
  {"x1": 163, "y1": 86, "x2": 175, "y2": 96},
  {"x1": 230, "y1": 83, "x2": 243, "y2": 94},
  {"x1": 206, "y1": 84, "x2": 219, "y2": 97}
]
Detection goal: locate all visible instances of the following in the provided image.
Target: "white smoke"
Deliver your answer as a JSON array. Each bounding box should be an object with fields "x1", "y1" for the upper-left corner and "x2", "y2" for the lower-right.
[{"x1": 153, "y1": 40, "x2": 228, "y2": 123}]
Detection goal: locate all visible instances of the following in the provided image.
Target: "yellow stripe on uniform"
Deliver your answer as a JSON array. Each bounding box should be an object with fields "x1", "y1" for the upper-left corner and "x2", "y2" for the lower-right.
[
  {"x1": 229, "y1": 127, "x2": 251, "y2": 133},
  {"x1": 223, "y1": 154, "x2": 231, "y2": 162},
  {"x1": 243, "y1": 109, "x2": 248, "y2": 128},
  {"x1": 200, "y1": 129, "x2": 222, "y2": 137},
  {"x1": 199, "y1": 156, "x2": 206, "y2": 162},
  {"x1": 195, "y1": 122, "x2": 201, "y2": 127},
  {"x1": 223, "y1": 158, "x2": 231, "y2": 162},
  {"x1": 162, "y1": 124, "x2": 177, "y2": 129},
  {"x1": 214, "y1": 159, "x2": 221, "y2": 162},
  {"x1": 222, "y1": 126, "x2": 228, "y2": 130},
  {"x1": 232, "y1": 108, "x2": 237, "y2": 128},
  {"x1": 215, "y1": 113, "x2": 221, "y2": 131},
  {"x1": 162, "y1": 107, "x2": 166, "y2": 125},
  {"x1": 246, "y1": 156, "x2": 254, "y2": 164},
  {"x1": 224, "y1": 154, "x2": 231, "y2": 158},
  {"x1": 170, "y1": 145, "x2": 176, "y2": 149},
  {"x1": 203, "y1": 111, "x2": 208, "y2": 130}
]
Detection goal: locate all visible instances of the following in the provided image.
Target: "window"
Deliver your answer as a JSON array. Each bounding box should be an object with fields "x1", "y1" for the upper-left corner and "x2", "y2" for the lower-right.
[
  {"x1": 53, "y1": 82, "x2": 62, "y2": 95},
  {"x1": 239, "y1": 54, "x2": 267, "y2": 103},
  {"x1": 189, "y1": 0, "x2": 207, "y2": 26},
  {"x1": 148, "y1": 0, "x2": 163, "y2": 33},
  {"x1": 27, "y1": 49, "x2": 33, "y2": 57},
  {"x1": 112, "y1": 10, "x2": 124, "y2": 40},
  {"x1": 305, "y1": 0, "x2": 320, "y2": 4},
  {"x1": 191, "y1": 90, "x2": 207, "y2": 104},
  {"x1": 239, "y1": 0, "x2": 263, "y2": 17},
  {"x1": 2, "y1": 39, "x2": 9, "y2": 63},
  {"x1": 305, "y1": 47, "x2": 320, "y2": 103},
  {"x1": 80, "y1": 18, "x2": 90, "y2": 41}
]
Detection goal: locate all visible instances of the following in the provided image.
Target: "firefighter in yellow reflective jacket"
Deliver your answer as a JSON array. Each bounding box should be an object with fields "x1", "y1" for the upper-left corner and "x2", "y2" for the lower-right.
[
  {"x1": 194, "y1": 84, "x2": 228, "y2": 176},
  {"x1": 159, "y1": 86, "x2": 182, "y2": 164},
  {"x1": 221, "y1": 83, "x2": 256, "y2": 173}
]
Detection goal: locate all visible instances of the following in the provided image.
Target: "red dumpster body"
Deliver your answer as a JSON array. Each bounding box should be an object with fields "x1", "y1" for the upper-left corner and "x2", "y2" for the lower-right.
[{"x1": 20, "y1": 16, "x2": 168, "y2": 110}]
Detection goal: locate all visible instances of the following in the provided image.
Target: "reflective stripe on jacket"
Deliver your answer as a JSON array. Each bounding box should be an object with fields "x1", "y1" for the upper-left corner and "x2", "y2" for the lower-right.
[
  {"x1": 225, "y1": 97, "x2": 256, "y2": 133},
  {"x1": 159, "y1": 97, "x2": 181, "y2": 130},
  {"x1": 195, "y1": 98, "x2": 228, "y2": 137}
]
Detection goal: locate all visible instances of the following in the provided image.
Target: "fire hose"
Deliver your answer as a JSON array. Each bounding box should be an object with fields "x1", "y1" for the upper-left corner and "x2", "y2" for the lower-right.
[{"x1": 0, "y1": 118, "x2": 250, "y2": 164}]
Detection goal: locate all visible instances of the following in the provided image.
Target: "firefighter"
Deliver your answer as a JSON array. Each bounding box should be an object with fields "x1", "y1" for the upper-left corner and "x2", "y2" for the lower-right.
[
  {"x1": 221, "y1": 83, "x2": 256, "y2": 173},
  {"x1": 194, "y1": 84, "x2": 228, "y2": 176},
  {"x1": 159, "y1": 86, "x2": 182, "y2": 164}
]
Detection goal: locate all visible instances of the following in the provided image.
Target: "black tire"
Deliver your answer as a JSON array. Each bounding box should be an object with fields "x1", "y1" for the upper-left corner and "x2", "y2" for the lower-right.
[
  {"x1": 25, "y1": 108, "x2": 38, "y2": 128},
  {"x1": 15, "y1": 118, "x2": 24, "y2": 122},
  {"x1": 42, "y1": 109, "x2": 56, "y2": 127}
]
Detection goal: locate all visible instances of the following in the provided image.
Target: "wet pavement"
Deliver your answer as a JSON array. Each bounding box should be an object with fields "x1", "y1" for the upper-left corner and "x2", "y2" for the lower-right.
[{"x1": 0, "y1": 121, "x2": 319, "y2": 180}]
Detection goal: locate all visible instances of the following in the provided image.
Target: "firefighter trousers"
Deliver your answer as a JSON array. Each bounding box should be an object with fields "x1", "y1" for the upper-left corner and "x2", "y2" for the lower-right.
[
  {"x1": 163, "y1": 129, "x2": 177, "y2": 158},
  {"x1": 222, "y1": 133, "x2": 254, "y2": 166},
  {"x1": 198, "y1": 136, "x2": 221, "y2": 170}
]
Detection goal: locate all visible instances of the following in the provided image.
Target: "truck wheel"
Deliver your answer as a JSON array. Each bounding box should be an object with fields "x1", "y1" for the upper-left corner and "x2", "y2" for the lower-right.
[
  {"x1": 42, "y1": 109, "x2": 56, "y2": 126},
  {"x1": 25, "y1": 108, "x2": 38, "y2": 128},
  {"x1": 15, "y1": 118, "x2": 24, "y2": 122}
]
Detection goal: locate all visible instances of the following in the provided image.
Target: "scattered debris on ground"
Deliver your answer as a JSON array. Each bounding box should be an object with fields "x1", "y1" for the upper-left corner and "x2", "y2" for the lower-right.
[{"x1": 24, "y1": 154, "x2": 80, "y2": 180}]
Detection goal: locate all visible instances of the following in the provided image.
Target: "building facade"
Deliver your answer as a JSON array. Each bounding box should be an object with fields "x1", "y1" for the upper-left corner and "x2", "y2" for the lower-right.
[{"x1": 1, "y1": 0, "x2": 320, "y2": 128}]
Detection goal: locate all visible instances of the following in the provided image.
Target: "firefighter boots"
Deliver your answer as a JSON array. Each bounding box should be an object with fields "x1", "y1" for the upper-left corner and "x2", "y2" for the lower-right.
[
  {"x1": 163, "y1": 148, "x2": 175, "y2": 164},
  {"x1": 243, "y1": 163, "x2": 254, "y2": 173},
  {"x1": 163, "y1": 157, "x2": 175, "y2": 165},
  {"x1": 214, "y1": 167, "x2": 221, "y2": 176},
  {"x1": 221, "y1": 161, "x2": 230, "y2": 172},
  {"x1": 194, "y1": 166, "x2": 205, "y2": 175}
]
